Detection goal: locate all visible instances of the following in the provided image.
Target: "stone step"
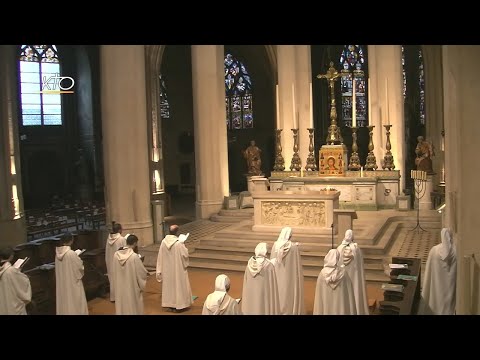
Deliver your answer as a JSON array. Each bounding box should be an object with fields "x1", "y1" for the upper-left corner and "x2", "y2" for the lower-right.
[
  {"x1": 218, "y1": 209, "x2": 254, "y2": 217},
  {"x1": 209, "y1": 215, "x2": 242, "y2": 223}
]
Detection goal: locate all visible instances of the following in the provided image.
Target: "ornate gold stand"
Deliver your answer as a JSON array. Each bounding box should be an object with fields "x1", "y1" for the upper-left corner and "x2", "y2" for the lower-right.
[
  {"x1": 382, "y1": 124, "x2": 395, "y2": 170},
  {"x1": 348, "y1": 126, "x2": 361, "y2": 171},
  {"x1": 290, "y1": 128, "x2": 301, "y2": 171},
  {"x1": 365, "y1": 125, "x2": 378, "y2": 170},
  {"x1": 305, "y1": 128, "x2": 317, "y2": 171},
  {"x1": 273, "y1": 129, "x2": 285, "y2": 171}
]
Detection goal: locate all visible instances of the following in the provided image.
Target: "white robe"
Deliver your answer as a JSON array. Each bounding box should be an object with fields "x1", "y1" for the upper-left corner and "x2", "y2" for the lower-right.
[
  {"x1": 270, "y1": 241, "x2": 305, "y2": 315},
  {"x1": 55, "y1": 246, "x2": 89, "y2": 315},
  {"x1": 419, "y1": 231, "x2": 457, "y2": 315},
  {"x1": 313, "y1": 249, "x2": 357, "y2": 315},
  {"x1": 113, "y1": 247, "x2": 148, "y2": 315},
  {"x1": 105, "y1": 233, "x2": 126, "y2": 301},
  {"x1": 202, "y1": 294, "x2": 241, "y2": 315},
  {"x1": 156, "y1": 235, "x2": 193, "y2": 310},
  {"x1": 0, "y1": 262, "x2": 32, "y2": 315},
  {"x1": 242, "y1": 244, "x2": 280, "y2": 315},
  {"x1": 337, "y1": 242, "x2": 369, "y2": 315}
]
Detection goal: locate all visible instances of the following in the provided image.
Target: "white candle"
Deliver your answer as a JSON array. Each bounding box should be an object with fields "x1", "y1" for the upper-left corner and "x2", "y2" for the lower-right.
[
  {"x1": 367, "y1": 78, "x2": 371, "y2": 125},
  {"x1": 292, "y1": 83, "x2": 296, "y2": 128},
  {"x1": 352, "y1": 78, "x2": 356, "y2": 127},
  {"x1": 309, "y1": 83, "x2": 314, "y2": 128},
  {"x1": 360, "y1": 166, "x2": 363, "y2": 177},
  {"x1": 276, "y1": 84, "x2": 280, "y2": 128},
  {"x1": 385, "y1": 77, "x2": 390, "y2": 125}
]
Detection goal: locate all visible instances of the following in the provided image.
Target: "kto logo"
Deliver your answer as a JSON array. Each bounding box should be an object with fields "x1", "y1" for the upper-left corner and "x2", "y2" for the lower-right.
[{"x1": 39, "y1": 73, "x2": 75, "y2": 94}]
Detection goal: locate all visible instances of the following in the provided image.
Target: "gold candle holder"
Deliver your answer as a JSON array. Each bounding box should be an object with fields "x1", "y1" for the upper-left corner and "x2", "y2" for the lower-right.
[
  {"x1": 348, "y1": 126, "x2": 361, "y2": 170},
  {"x1": 365, "y1": 125, "x2": 378, "y2": 170},
  {"x1": 382, "y1": 124, "x2": 395, "y2": 170},
  {"x1": 273, "y1": 129, "x2": 285, "y2": 171},
  {"x1": 305, "y1": 128, "x2": 317, "y2": 171},
  {"x1": 290, "y1": 129, "x2": 301, "y2": 171}
]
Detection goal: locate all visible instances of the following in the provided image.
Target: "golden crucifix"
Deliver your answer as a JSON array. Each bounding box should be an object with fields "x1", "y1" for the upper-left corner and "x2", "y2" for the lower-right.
[{"x1": 317, "y1": 61, "x2": 344, "y2": 145}]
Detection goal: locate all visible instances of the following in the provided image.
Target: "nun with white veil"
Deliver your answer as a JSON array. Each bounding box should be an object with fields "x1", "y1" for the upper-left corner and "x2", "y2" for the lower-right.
[
  {"x1": 202, "y1": 274, "x2": 241, "y2": 315},
  {"x1": 336, "y1": 229, "x2": 369, "y2": 315},
  {"x1": 418, "y1": 228, "x2": 457, "y2": 315},
  {"x1": 241, "y1": 242, "x2": 280, "y2": 315},
  {"x1": 313, "y1": 248, "x2": 357, "y2": 315},
  {"x1": 270, "y1": 227, "x2": 305, "y2": 315}
]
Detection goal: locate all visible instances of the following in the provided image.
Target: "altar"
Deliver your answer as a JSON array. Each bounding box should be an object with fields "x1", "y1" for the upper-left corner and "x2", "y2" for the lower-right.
[{"x1": 268, "y1": 170, "x2": 400, "y2": 210}]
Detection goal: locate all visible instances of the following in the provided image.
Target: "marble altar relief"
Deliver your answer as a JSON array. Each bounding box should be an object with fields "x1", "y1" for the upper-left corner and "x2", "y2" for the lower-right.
[
  {"x1": 261, "y1": 201, "x2": 326, "y2": 227},
  {"x1": 355, "y1": 186, "x2": 374, "y2": 201}
]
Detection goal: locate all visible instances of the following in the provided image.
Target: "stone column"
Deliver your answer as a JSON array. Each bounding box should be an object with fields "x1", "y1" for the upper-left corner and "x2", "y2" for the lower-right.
[
  {"x1": 423, "y1": 45, "x2": 444, "y2": 188},
  {"x1": 295, "y1": 45, "x2": 313, "y2": 167},
  {"x1": 0, "y1": 45, "x2": 27, "y2": 247},
  {"x1": 371, "y1": 45, "x2": 406, "y2": 192},
  {"x1": 277, "y1": 45, "x2": 296, "y2": 167},
  {"x1": 191, "y1": 45, "x2": 229, "y2": 219},
  {"x1": 100, "y1": 45, "x2": 153, "y2": 246},
  {"x1": 443, "y1": 45, "x2": 480, "y2": 315}
]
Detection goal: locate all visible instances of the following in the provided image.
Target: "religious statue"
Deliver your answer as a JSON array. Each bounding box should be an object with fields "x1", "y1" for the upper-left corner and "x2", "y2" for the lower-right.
[
  {"x1": 415, "y1": 136, "x2": 435, "y2": 174},
  {"x1": 243, "y1": 140, "x2": 263, "y2": 176}
]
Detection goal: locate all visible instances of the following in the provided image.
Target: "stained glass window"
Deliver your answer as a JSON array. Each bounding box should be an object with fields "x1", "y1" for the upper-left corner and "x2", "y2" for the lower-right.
[
  {"x1": 224, "y1": 53, "x2": 253, "y2": 130},
  {"x1": 402, "y1": 46, "x2": 407, "y2": 100},
  {"x1": 339, "y1": 45, "x2": 368, "y2": 127},
  {"x1": 159, "y1": 74, "x2": 170, "y2": 119},
  {"x1": 19, "y1": 45, "x2": 62, "y2": 126},
  {"x1": 418, "y1": 49, "x2": 425, "y2": 125}
]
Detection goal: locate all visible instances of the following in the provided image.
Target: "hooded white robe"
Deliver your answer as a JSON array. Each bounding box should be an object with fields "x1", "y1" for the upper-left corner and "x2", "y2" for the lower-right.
[
  {"x1": 105, "y1": 232, "x2": 126, "y2": 301},
  {"x1": 0, "y1": 261, "x2": 31, "y2": 315},
  {"x1": 113, "y1": 247, "x2": 148, "y2": 315},
  {"x1": 202, "y1": 274, "x2": 241, "y2": 315},
  {"x1": 313, "y1": 249, "x2": 357, "y2": 315},
  {"x1": 336, "y1": 229, "x2": 369, "y2": 315},
  {"x1": 270, "y1": 227, "x2": 305, "y2": 315},
  {"x1": 55, "y1": 246, "x2": 89, "y2": 315},
  {"x1": 418, "y1": 228, "x2": 457, "y2": 315},
  {"x1": 156, "y1": 235, "x2": 193, "y2": 310},
  {"x1": 241, "y1": 242, "x2": 280, "y2": 315}
]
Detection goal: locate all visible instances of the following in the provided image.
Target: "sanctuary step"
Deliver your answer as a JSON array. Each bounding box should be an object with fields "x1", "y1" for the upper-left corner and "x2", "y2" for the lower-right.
[{"x1": 210, "y1": 208, "x2": 254, "y2": 223}]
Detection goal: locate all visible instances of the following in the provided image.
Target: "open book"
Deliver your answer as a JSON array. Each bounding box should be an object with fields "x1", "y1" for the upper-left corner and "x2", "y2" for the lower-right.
[
  {"x1": 178, "y1": 233, "x2": 190, "y2": 243},
  {"x1": 75, "y1": 249, "x2": 86, "y2": 256},
  {"x1": 13, "y1": 257, "x2": 29, "y2": 270},
  {"x1": 389, "y1": 263, "x2": 408, "y2": 269},
  {"x1": 235, "y1": 298, "x2": 241, "y2": 304}
]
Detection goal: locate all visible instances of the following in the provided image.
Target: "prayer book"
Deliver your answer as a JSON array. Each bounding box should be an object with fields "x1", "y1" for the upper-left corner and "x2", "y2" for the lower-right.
[
  {"x1": 13, "y1": 257, "x2": 29, "y2": 270},
  {"x1": 236, "y1": 298, "x2": 241, "y2": 304},
  {"x1": 381, "y1": 283, "x2": 404, "y2": 293},
  {"x1": 75, "y1": 249, "x2": 86, "y2": 256},
  {"x1": 389, "y1": 263, "x2": 408, "y2": 269},
  {"x1": 192, "y1": 295, "x2": 198, "y2": 301},
  {"x1": 397, "y1": 274, "x2": 418, "y2": 281},
  {"x1": 179, "y1": 233, "x2": 190, "y2": 243}
]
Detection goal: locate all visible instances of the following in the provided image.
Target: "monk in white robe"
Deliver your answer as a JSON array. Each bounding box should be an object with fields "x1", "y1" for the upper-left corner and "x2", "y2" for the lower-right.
[
  {"x1": 0, "y1": 247, "x2": 31, "y2": 315},
  {"x1": 202, "y1": 274, "x2": 241, "y2": 315},
  {"x1": 55, "y1": 234, "x2": 89, "y2": 315},
  {"x1": 113, "y1": 234, "x2": 148, "y2": 315},
  {"x1": 105, "y1": 222, "x2": 126, "y2": 302},
  {"x1": 156, "y1": 225, "x2": 193, "y2": 311},
  {"x1": 418, "y1": 228, "x2": 457, "y2": 315},
  {"x1": 336, "y1": 229, "x2": 369, "y2": 315},
  {"x1": 241, "y1": 242, "x2": 280, "y2": 315},
  {"x1": 270, "y1": 227, "x2": 305, "y2": 315},
  {"x1": 314, "y1": 248, "x2": 357, "y2": 315}
]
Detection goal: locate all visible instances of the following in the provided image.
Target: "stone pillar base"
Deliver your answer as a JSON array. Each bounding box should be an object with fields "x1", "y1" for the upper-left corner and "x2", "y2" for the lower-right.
[
  {"x1": 0, "y1": 217, "x2": 27, "y2": 247},
  {"x1": 196, "y1": 200, "x2": 223, "y2": 220},
  {"x1": 122, "y1": 221, "x2": 154, "y2": 247}
]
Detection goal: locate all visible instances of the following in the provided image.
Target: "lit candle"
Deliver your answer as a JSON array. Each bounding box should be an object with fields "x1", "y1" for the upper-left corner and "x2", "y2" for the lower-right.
[
  {"x1": 360, "y1": 166, "x2": 363, "y2": 178},
  {"x1": 301, "y1": 168, "x2": 304, "y2": 177},
  {"x1": 385, "y1": 77, "x2": 390, "y2": 125},
  {"x1": 367, "y1": 78, "x2": 371, "y2": 125},
  {"x1": 352, "y1": 78, "x2": 356, "y2": 127},
  {"x1": 309, "y1": 83, "x2": 314, "y2": 128},
  {"x1": 276, "y1": 84, "x2": 280, "y2": 129},
  {"x1": 292, "y1": 83, "x2": 296, "y2": 128}
]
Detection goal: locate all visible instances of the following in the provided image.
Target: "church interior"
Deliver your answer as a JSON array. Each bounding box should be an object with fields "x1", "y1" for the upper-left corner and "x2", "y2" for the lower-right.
[{"x1": 0, "y1": 44, "x2": 479, "y2": 315}]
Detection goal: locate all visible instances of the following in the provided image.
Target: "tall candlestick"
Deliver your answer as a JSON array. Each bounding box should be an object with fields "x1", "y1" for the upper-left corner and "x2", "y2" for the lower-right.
[
  {"x1": 276, "y1": 84, "x2": 280, "y2": 128},
  {"x1": 368, "y1": 78, "x2": 371, "y2": 125},
  {"x1": 309, "y1": 83, "x2": 314, "y2": 128},
  {"x1": 352, "y1": 78, "x2": 356, "y2": 127},
  {"x1": 292, "y1": 83, "x2": 296, "y2": 128},
  {"x1": 385, "y1": 77, "x2": 389, "y2": 125}
]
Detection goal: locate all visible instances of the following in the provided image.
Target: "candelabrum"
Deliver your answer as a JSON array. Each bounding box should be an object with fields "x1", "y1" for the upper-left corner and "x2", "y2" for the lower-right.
[
  {"x1": 273, "y1": 129, "x2": 285, "y2": 171},
  {"x1": 411, "y1": 170, "x2": 427, "y2": 232},
  {"x1": 382, "y1": 124, "x2": 395, "y2": 170},
  {"x1": 305, "y1": 128, "x2": 317, "y2": 171},
  {"x1": 365, "y1": 125, "x2": 378, "y2": 170},
  {"x1": 348, "y1": 126, "x2": 361, "y2": 171},
  {"x1": 290, "y1": 129, "x2": 301, "y2": 171}
]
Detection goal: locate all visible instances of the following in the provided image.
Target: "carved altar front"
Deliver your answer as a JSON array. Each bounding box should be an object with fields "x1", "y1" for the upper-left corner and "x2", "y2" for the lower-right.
[{"x1": 252, "y1": 190, "x2": 340, "y2": 234}]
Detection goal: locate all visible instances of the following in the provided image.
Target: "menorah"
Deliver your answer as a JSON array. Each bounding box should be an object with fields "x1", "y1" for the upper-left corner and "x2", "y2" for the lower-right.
[{"x1": 411, "y1": 170, "x2": 427, "y2": 232}]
